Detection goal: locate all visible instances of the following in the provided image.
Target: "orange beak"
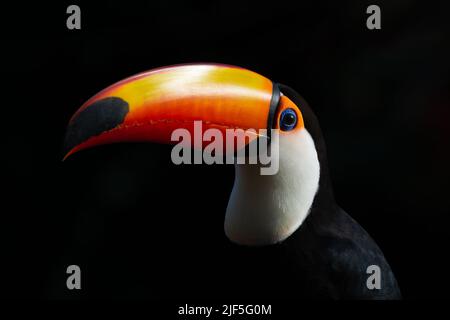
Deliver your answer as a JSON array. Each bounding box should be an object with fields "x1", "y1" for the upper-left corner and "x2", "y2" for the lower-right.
[{"x1": 63, "y1": 63, "x2": 280, "y2": 160}]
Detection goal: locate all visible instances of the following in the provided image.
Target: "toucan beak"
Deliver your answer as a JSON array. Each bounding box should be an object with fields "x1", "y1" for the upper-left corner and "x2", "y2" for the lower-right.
[{"x1": 63, "y1": 63, "x2": 280, "y2": 160}]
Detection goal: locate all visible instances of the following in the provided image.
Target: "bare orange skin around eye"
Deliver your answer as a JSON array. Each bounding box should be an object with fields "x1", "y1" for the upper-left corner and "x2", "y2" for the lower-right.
[{"x1": 273, "y1": 95, "x2": 304, "y2": 133}]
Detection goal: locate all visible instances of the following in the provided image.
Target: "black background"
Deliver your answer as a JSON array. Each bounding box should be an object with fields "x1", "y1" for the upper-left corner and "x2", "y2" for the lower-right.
[{"x1": 2, "y1": 0, "x2": 450, "y2": 301}]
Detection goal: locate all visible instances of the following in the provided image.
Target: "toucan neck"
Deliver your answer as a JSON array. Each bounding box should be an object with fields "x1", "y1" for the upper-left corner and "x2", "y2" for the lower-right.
[{"x1": 224, "y1": 129, "x2": 321, "y2": 246}]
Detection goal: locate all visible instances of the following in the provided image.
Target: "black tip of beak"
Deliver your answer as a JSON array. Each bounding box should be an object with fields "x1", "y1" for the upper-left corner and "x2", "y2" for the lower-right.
[{"x1": 62, "y1": 97, "x2": 130, "y2": 159}]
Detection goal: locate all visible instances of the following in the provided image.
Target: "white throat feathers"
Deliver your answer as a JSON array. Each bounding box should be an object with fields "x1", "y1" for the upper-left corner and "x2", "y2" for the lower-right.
[{"x1": 224, "y1": 128, "x2": 320, "y2": 246}]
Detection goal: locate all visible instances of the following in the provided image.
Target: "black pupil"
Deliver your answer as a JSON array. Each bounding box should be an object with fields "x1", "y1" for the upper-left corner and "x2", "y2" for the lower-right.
[{"x1": 283, "y1": 113, "x2": 295, "y2": 125}]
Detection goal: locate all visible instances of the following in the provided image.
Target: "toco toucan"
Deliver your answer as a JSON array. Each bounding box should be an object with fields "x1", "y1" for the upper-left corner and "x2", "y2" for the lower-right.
[{"x1": 63, "y1": 63, "x2": 401, "y2": 299}]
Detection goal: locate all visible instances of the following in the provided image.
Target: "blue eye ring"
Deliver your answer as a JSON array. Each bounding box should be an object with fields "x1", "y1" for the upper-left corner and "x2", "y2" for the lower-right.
[{"x1": 279, "y1": 108, "x2": 297, "y2": 131}]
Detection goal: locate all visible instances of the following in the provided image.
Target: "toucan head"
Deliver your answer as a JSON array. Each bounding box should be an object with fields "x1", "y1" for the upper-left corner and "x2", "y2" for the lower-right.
[
  {"x1": 62, "y1": 64, "x2": 307, "y2": 158},
  {"x1": 63, "y1": 63, "x2": 328, "y2": 246}
]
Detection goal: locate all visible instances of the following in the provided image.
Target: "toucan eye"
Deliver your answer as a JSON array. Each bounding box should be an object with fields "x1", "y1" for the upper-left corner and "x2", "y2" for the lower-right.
[{"x1": 279, "y1": 108, "x2": 297, "y2": 131}]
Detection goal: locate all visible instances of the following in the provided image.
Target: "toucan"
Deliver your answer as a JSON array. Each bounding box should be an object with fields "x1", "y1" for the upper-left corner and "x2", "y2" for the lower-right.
[{"x1": 63, "y1": 63, "x2": 401, "y2": 299}]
